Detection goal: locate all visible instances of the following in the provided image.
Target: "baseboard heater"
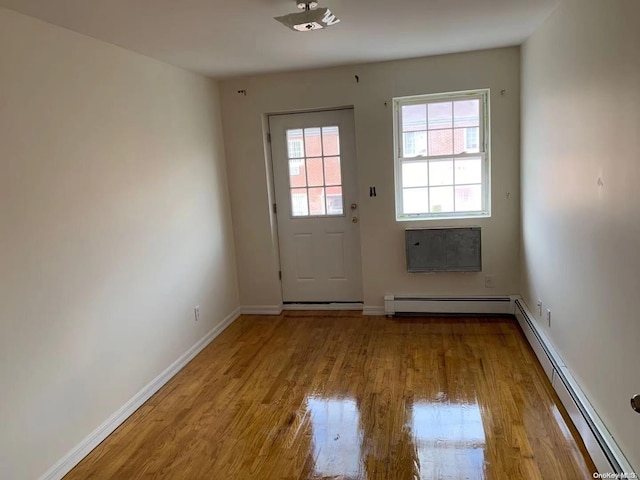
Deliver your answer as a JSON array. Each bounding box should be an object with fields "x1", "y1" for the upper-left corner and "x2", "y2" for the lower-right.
[
  {"x1": 384, "y1": 295, "x2": 513, "y2": 316},
  {"x1": 514, "y1": 298, "x2": 634, "y2": 475}
]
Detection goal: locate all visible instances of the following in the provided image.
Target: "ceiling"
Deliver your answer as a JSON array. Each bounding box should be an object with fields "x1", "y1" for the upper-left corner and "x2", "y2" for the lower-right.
[{"x1": 0, "y1": 0, "x2": 558, "y2": 78}]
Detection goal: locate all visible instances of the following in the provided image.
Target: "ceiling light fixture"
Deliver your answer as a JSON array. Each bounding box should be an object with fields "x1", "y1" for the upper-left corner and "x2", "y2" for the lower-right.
[{"x1": 275, "y1": 1, "x2": 340, "y2": 32}]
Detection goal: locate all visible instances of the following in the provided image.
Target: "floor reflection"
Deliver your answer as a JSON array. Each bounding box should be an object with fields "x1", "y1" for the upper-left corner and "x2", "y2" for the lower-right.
[
  {"x1": 411, "y1": 399, "x2": 486, "y2": 480},
  {"x1": 307, "y1": 396, "x2": 363, "y2": 479},
  {"x1": 305, "y1": 394, "x2": 486, "y2": 480}
]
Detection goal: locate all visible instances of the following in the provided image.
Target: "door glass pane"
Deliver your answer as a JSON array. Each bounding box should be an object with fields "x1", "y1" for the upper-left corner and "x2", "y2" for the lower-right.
[
  {"x1": 289, "y1": 159, "x2": 306, "y2": 187},
  {"x1": 304, "y1": 127, "x2": 322, "y2": 157},
  {"x1": 429, "y1": 160, "x2": 453, "y2": 186},
  {"x1": 308, "y1": 187, "x2": 326, "y2": 215},
  {"x1": 428, "y1": 102, "x2": 453, "y2": 130},
  {"x1": 326, "y1": 186, "x2": 343, "y2": 215},
  {"x1": 287, "y1": 129, "x2": 304, "y2": 158},
  {"x1": 307, "y1": 157, "x2": 324, "y2": 187},
  {"x1": 454, "y1": 99, "x2": 480, "y2": 128},
  {"x1": 455, "y1": 185, "x2": 482, "y2": 212},
  {"x1": 324, "y1": 156, "x2": 341, "y2": 186},
  {"x1": 322, "y1": 126, "x2": 340, "y2": 156},
  {"x1": 402, "y1": 162, "x2": 429, "y2": 188},
  {"x1": 403, "y1": 188, "x2": 429, "y2": 214},
  {"x1": 455, "y1": 158, "x2": 482, "y2": 184},
  {"x1": 402, "y1": 104, "x2": 427, "y2": 131},
  {"x1": 430, "y1": 186, "x2": 454, "y2": 213},
  {"x1": 291, "y1": 189, "x2": 309, "y2": 216},
  {"x1": 428, "y1": 129, "x2": 453, "y2": 156}
]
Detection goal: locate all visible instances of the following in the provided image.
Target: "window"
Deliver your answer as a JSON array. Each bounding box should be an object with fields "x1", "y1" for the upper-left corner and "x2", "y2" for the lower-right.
[
  {"x1": 288, "y1": 140, "x2": 304, "y2": 175},
  {"x1": 393, "y1": 90, "x2": 490, "y2": 220},
  {"x1": 286, "y1": 126, "x2": 344, "y2": 217}
]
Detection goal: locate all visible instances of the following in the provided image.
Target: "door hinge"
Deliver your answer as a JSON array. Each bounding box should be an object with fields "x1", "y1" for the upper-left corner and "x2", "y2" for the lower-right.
[
  {"x1": 273, "y1": 203, "x2": 277, "y2": 214},
  {"x1": 267, "y1": 132, "x2": 271, "y2": 143},
  {"x1": 278, "y1": 270, "x2": 282, "y2": 280}
]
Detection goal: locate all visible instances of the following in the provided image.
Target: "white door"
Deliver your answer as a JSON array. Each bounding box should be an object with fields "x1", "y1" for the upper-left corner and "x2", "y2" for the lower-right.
[{"x1": 270, "y1": 109, "x2": 363, "y2": 303}]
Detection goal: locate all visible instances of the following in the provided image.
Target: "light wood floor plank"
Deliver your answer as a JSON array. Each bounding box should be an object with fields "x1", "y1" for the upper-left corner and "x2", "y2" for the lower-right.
[{"x1": 65, "y1": 313, "x2": 595, "y2": 479}]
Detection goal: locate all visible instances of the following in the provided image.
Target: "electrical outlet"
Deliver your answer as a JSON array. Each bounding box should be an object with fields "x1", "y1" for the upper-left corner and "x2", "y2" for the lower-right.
[
  {"x1": 484, "y1": 275, "x2": 496, "y2": 289},
  {"x1": 546, "y1": 308, "x2": 551, "y2": 327},
  {"x1": 194, "y1": 305, "x2": 200, "y2": 322},
  {"x1": 537, "y1": 300, "x2": 543, "y2": 316}
]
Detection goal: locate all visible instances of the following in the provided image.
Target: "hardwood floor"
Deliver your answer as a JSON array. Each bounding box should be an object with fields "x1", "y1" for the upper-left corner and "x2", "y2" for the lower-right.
[{"x1": 65, "y1": 312, "x2": 595, "y2": 479}]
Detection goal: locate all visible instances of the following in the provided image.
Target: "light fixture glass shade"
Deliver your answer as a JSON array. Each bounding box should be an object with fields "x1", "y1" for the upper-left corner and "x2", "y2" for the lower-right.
[{"x1": 293, "y1": 21, "x2": 324, "y2": 31}]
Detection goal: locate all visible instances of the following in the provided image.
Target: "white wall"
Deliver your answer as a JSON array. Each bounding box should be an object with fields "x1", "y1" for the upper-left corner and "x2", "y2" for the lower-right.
[
  {"x1": 219, "y1": 47, "x2": 521, "y2": 309},
  {"x1": 521, "y1": 0, "x2": 639, "y2": 470},
  {"x1": 0, "y1": 8, "x2": 239, "y2": 480}
]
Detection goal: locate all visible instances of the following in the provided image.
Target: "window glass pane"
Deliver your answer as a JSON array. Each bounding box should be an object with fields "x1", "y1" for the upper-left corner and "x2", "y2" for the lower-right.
[
  {"x1": 402, "y1": 104, "x2": 427, "y2": 131},
  {"x1": 304, "y1": 127, "x2": 322, "y2": 157},
  {"x1": 403, "y1": 188, "x2": 429, "y2": 214},
  {"x1": 289, "y1": 159, "x2": 306, "y2": 187},
  {"x1": 403, "y1": 131, "x2": 427, "y2": 157},
  {"x1": 454, "y1": 127, "x2": 480, "y2": 154},
  {"x1": 291, "y1": 189, "x2": 309, "y2": 216},
  {"x1": 287, "y1": 129, "x2": 304, "y2": 158},
  {"x1": 428, "y1": 129, "x2": 453, "y2": 156},
  {"x1": 402, "y1": 162, "x2": 429, "y2": 188},
  {"x1": 455, "y1": 158, "x2": 482, "y2": 184},
  {"x1": 454, "y1": 100, "x2": 480, "y2": 128},
  {"x1": 428, "y1": 102, "x2": 453, "y2": 130},
  {"x1": 324, "y1": 156, "x2": 341, "y2": 186},
  {"x1": 429, "y1": 160, "x2": 454, "y2": 186},
  {"x1": 308, "y1": 187, "x2": 326, "y2": 215},
  {"x1": 430, "y1": 186, "x2": 454, "y2": 213},
  {"x1": 322, "y1": 126, "x2": 340, "y2": 156},
  {"x1": 307, "y1": 157, "x2": 324, "y2": 187},
  {"x1": 326, "y1": 186, "x2": 343, "y2": 215},
  {"x1": 455, "y1": 185, "x2": 482, "y2": 212}
]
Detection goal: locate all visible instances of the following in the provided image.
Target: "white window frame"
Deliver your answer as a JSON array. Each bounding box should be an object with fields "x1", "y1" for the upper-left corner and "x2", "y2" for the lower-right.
[{"x1": 393, "y1": 89, "x2": 491, "y2": 221}]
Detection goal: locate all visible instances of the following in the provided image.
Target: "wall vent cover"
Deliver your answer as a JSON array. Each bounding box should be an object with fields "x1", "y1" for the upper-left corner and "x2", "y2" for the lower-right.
[{"x1": 405, "y1": 227, "x2": 481, "y2": 272}]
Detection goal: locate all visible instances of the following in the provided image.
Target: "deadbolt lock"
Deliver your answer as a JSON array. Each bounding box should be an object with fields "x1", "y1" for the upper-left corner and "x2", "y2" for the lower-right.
[
  {"x1": 351, "y1": 203, "x2": 358, "y2": 210},
  {"x1": 351, "y1": 216, "x2": 358, "y2": 223}
]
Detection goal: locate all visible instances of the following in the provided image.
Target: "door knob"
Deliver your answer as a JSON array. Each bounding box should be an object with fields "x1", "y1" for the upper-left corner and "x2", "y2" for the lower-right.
[
  {"x1": 351, "y1": 203, "x2": 358, "y2": 210},
  {"x1": 632, "y1": 394, "x2": 640, "y2": 413},
  {"x1": 351, "y1": 216, "x2": 358, "y2": 223}
]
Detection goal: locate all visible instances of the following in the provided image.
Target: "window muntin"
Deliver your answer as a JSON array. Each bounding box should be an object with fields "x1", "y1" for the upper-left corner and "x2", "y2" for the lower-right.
[
  {"x1": 286, "y1": 126, "x2": 344, "y2": 217},
  {"x1": 394, "y1": 90, "x2": 490, "y2": 220}
]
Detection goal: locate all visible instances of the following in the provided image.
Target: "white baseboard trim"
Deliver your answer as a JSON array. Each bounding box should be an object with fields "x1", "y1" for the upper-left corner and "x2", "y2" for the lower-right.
[
  {"x1": 240, "y1": 305, "x2": 283, "y2": 315},
  {"x1": 38, "y1": 306, "x2": 242, "y2": 480},
  {"x1": 513, "y1": 297, "x2": 634, "y2": 475},
  {"x1": 282, "y1": 303, "x2": 363, "y2": 311},
  {"x1": 363, "y1": 306, "x2": 385, "y2": 316}
]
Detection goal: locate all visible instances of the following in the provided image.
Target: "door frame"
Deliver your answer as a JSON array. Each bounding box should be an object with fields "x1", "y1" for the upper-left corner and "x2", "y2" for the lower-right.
[{"x1": 265, "y1": 106, "x2": 364, "y2": 309}]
